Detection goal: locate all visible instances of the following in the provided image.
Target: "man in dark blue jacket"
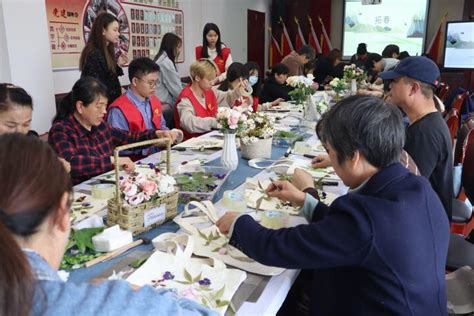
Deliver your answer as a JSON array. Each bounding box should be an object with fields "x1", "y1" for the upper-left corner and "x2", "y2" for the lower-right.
[{"x1": 217, "y1": 96, "x2": 449, "y2": 315}]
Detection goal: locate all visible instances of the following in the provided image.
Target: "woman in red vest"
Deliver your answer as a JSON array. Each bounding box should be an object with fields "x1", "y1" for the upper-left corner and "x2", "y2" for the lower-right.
[
  {"x1": 195, "y1": 23, "x2": 233, "y2": 85},
  {"x1": 174, "y1": 59, "x2": 245, "y2": 140}
]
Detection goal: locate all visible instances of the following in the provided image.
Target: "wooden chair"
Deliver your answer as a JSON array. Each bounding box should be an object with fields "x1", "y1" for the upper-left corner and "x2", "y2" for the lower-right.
[
  {"x1": 453, "y1": 117, "x2": 474, "y2": 166},
  {"x1": 445, "y1": 108, "x2": 459, "y2": 148},
  {"x1": 437, "y1": 83, "x2": 450, "y2": 103},
  {"x1": 450, "y1": 91, "x2": 470, "y2": 114}
]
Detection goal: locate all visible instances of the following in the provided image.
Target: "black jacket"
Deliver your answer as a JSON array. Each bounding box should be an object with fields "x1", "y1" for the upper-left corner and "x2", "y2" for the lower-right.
[
  {"x1": 81, "y1": 49, "x2": 123, "y2": 104},
  {"x1": 260, "y1": 77, "x2": 293, "y2": 103}
]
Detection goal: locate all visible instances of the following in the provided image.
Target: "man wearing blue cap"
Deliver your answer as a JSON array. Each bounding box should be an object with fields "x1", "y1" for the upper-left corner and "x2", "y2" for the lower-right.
[{"x1": 380, "y1": 56, "x2": 453, "y2": 221}]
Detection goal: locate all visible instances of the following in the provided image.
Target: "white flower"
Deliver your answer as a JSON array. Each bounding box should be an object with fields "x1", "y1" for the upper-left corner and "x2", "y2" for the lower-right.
[
  {"x1": 158, "y1": 174, "x2": 176, "y2": 194},
  {"x1": 329, "y1": 78, "x2": 341, "y2": 88},
  {"x1": 306, "y1": 73, "x2": 314, "y2": 81},
  {"x1": 135, "y1": 174, "x2": 147, "y2": 185},
  {"x1": 124, "y1": 183, "x2": 138, "y2": 197},
  {"x1": 128, "y1": 192, "x2": 145, "y2": 206}
]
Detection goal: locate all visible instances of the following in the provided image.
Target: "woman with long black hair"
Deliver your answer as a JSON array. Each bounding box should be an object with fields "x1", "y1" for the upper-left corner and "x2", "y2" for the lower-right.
[
  {"x1": 195, "y1": 23, "x2": 233, "y2": 85},
  {"x1": 79, "y1": 12, "x2": 128, "y2": 104}
]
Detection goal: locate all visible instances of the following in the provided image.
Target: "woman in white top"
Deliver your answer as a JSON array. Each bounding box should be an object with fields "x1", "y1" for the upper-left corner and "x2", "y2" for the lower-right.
[
  {"x1": 195, "y1": 23, "x2": 233, "y2": 85},
  {"x1": 155, "y1": 33, "x2": 184, "y2": 129}
]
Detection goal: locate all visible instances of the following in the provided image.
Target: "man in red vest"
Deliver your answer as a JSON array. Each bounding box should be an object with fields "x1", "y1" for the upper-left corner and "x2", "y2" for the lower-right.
[{"x1": 108, "y1": 57, "x2": 183, "y2": 155}]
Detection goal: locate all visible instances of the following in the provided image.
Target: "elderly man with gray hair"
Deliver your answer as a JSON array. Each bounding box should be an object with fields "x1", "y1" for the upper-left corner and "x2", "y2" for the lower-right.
[{"x1": 217, "y1": 95, "x2": 449, "y2": 316}]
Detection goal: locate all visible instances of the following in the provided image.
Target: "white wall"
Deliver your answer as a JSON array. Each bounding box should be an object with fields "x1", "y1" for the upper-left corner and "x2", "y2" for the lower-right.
[
  {"x1": 330, "y1": 0, "x2": 465, "y2": 54},
  {"x1": 54, "y1": 0, "x2": 272, "y2": 94},
  {"x1": 0, "y1": 1, "x2": 11, "y2": 83},
  {"x1": 0, "y1": 0, "x2": 56, "y2": 134},
  {"x1": 0, "y1": 0, "x2": 271, "y2": 133}
]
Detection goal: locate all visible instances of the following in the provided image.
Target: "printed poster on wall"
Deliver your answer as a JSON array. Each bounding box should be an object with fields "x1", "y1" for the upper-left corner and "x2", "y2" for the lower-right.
[{"x1": 45, "y1": 0, "x2": 184, "y2": 70}]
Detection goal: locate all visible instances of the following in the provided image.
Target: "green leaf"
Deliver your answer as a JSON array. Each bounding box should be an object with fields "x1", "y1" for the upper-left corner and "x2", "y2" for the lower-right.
[
  {"x1": 214, "y1": 285, "x2": 225, "y2": 300},
  {"x1": 183, "y1": 268, "x2": 192, "y2": 283},
  {"x1": 175, "y1": 280, "x2": 192, "y2": 285},
  {"x1": 65, "y1": 239, "x2": 76, "y2": 251},
  {"x1": 72, "y1": 227, "x2": 104, "y2": 254},
  {"x1": 197, "y1": 229, "x2": 208, "y2": 240},
  {"x1": 215, "y1": 300, "x2": 230, "y2": 308},
  {"x1": 192, "y1": 272, "x2": 202, "y2": 283},
  {"x1": 201, "y1": 298, "x2": 210, "y2": 308},
  {"x1": 129, "y1": 257, "x2": 148, "y2": 268},
  {"x1": 211, "y1": 246, "x2": 222, "y2": 252}
]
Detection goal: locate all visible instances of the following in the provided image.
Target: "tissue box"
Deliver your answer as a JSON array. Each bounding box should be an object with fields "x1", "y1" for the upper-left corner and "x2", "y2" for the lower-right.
[{"x1": 92, "y1": 225, "x2": 133, "y2": 252}]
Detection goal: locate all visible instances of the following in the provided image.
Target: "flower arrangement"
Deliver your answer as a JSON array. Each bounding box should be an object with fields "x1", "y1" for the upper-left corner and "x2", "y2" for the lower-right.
[
  {"x1": 119, "y1": 172, "x2": 176, "y2": 206},
  {"x1": 315, "y1": 99, "x2": 329, "y2": 115},
  {"x1": 343, "y1": 64, "x2": 366, "y2": 82},
  {"x1": 287, "y1": 74, "x2": 315, "y2": 105},
  {"x1": 215, "y1": 106, "x2": 251, "y2": 134},
  {"x1": 329, "y1": 78, "x2": 346, "y2": 94},
  {"x1": 239, "y1": 112, "x2": 275, "y2": 145}
]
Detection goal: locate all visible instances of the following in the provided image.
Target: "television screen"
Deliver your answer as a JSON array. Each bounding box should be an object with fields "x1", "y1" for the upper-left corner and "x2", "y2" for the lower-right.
[
  {"x1": 342, "y1": 0, "x2": 430, "y2": 59},
  {"x1": 443, "y1": 21, "x2": 474, "y2": 69}
]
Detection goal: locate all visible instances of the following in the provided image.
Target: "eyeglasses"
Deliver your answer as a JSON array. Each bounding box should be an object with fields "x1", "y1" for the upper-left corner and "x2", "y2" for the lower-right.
[{"x1": 137, "y1": 77, "x2": 160, "y2": 88}]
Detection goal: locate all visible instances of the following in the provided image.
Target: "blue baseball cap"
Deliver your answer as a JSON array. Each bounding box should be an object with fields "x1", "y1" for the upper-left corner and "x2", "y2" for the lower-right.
[{"x1": 379, "y1": 56, "x2": 440, "y2": 86}]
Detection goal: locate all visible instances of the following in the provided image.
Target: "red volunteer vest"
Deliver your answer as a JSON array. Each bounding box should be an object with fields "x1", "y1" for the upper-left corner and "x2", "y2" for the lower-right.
[
  {"x1": 174, "y1": 84, "x2": 218, "y2": 140},
  {"x1": 195, "y1": 46, "x2": 231, "y2": 75},
  {"x1": 232, "y1": 96, "x2": 253, "y2": 109},
  {"x1": 252, "y1": 96, "x2": 259, "y2": 113},
  {"x1": 108, "y1": 94, "x2": 162, "y2": 132}
]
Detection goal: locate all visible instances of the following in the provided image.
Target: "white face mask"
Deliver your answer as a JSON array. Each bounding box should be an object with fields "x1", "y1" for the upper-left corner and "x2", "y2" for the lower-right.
[{"x1": 249, "y1": 75, "x2": 258, "y2": 86}]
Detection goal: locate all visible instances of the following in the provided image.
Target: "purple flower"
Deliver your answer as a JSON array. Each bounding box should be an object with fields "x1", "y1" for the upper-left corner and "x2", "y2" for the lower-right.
[
  {"x1": 119, "y1": 176, "x2": 124, "y2": 180},
  {"x1": 148, "y1": 163, "x2": 155, "y2": 169},
  {"x1": 206, "y1": 184, "x2": 218, "y2": 190},
  {"x1": 198, "y1": 278, "x2": 211, "y2": 286},
  {"x1": 181, "y1": 161, "x2": 188, "y2": 165},
  {"x1": 136, "y1": 161, "x2": 142, "y2": 165},
  {"x1": 81, "y1": 202, "x2": 91, "y2": 207},
  {"x1": 163, "y1": 271, "x2": 174, "y2": 280},
  {"x1": 321, "y1": 192, "x2": 327, "y2": 199},
  {"x1": 215, "y1": 173, "x2": 226, "y2": 180}
]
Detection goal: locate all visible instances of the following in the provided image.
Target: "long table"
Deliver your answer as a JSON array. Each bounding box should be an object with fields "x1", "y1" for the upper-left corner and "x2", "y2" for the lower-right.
[{"x1": 68, "y1": 104, "x2": 346, "y2": 315}]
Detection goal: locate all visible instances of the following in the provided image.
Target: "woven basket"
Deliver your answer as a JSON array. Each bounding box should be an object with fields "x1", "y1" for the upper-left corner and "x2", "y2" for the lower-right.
[
  {"x1": 107, "y1": 138, "x2": 178, "y2": 236},
  {"x1": 240, "y1": 137, "x2": 272, "y2": 160}
]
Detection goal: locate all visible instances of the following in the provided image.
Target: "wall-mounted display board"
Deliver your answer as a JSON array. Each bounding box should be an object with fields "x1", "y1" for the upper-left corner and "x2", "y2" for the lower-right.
[{"x1": 46, "y1": 0, "x2": 184, "y2": 70}]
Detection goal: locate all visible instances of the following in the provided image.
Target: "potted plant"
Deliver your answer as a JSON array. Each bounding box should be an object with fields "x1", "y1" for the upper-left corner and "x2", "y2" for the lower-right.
[{"x1": 239, "y1": 112, "x2": 275, "y2": 159}]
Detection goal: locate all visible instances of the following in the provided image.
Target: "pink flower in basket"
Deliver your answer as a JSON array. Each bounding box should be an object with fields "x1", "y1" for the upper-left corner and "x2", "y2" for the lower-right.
[
  {"x1": 135, "y1": 173, "x2": 148, "y2": 185},
  {"x1": 123, "y1": 183, "x2": 138, "y2": 197},
  {"x1": 119, "y1": 172, "x2": 176, "y2": 206},
  {"x1": 128, "y1": 192, "x2": 145, "y2": 206},
  {"x1": 141, "y1": 180, "x2": 158, "y2": 197}
]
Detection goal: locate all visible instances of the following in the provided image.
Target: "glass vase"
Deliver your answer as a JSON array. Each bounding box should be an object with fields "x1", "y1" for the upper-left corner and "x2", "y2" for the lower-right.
[
  {"x1": 350, "y1": 79, "x2": 357, "y2": 95},
  {"x1": 220, "y1": 131, "x2": 238, "y2": 171}
]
